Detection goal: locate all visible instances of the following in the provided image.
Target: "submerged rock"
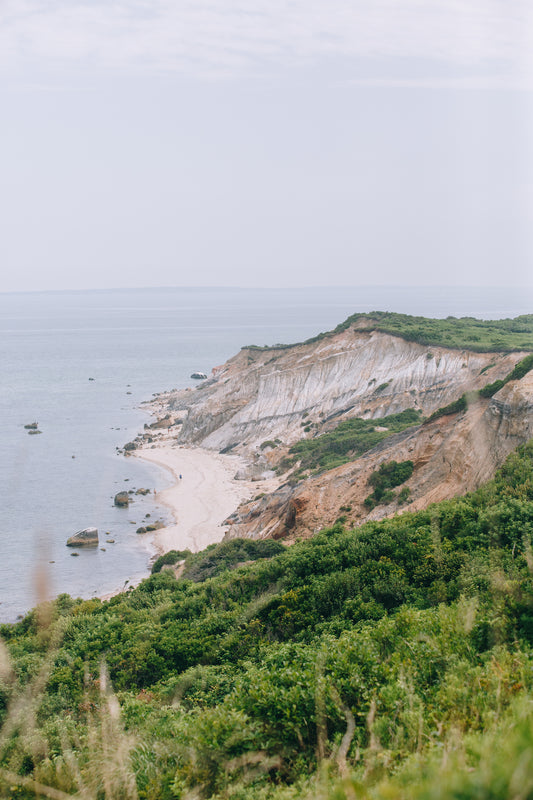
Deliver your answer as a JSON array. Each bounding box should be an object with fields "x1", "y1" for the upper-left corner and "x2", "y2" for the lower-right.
[
  {"x1": 66, "y1": 527, "x2": 98, "y2": 547},
  {"x1": 114, "y1": 491, "x2": 130, "y2": 507}
]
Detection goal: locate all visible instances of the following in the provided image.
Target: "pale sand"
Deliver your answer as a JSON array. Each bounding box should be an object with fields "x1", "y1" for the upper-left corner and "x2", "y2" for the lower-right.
[{"x1": 135, "y1": 444, "x2": 278, "y2": 555}]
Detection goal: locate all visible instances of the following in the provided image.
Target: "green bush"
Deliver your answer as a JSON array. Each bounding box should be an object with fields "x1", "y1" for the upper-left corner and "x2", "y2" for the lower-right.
[
  {"x1": 151, "y1": 549, "x2": 190, "y2": 574},
  {"x1": 425, "y1": 394, "x2": 468, "y2": 423},
  {"x1": 365, "y1": 460, "x2": 414, "y2": 508},
  {"x1": 182, "y1": 538, "x2": 285, "y2": 582}
]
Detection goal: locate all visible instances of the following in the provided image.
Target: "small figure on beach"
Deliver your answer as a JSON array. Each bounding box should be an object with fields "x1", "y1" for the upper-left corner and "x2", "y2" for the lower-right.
[{"x1": 179, "y1": 474, "x2": 182, "y2": 480}]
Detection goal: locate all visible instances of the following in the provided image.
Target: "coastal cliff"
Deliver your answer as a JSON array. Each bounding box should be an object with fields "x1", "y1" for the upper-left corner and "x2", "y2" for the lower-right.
[{"x1": 148, "y1": 314, "x2": 533, "y2": 542}]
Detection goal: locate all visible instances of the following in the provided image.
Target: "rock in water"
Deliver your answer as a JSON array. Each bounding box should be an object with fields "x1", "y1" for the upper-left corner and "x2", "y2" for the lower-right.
[
  {"x1": 190, "y1": 372, "x2": 208, "y2": 380},
  {"x1": 24, "y1": 422, "x2": 38, "y2": 429},
  {"x1": 114, "y1": 491, "x2": 130, "y2": 507},
  {"x1": 66, "y1": 527, "x2": 98, "y2": 547}
]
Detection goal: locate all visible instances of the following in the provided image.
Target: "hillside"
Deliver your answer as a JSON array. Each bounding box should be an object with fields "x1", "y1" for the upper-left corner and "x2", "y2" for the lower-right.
[
  {"x1": 143, "y1": 313, "x2": 533, "y2": 542},
  {"x1": 2, "y1": 441, "x2": 533, "y2": 798}
]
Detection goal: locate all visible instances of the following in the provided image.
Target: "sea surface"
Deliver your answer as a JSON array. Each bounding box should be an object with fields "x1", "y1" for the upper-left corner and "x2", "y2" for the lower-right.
[{"x1": 1, "y1": 285, "x2": 532, "y2": 622}]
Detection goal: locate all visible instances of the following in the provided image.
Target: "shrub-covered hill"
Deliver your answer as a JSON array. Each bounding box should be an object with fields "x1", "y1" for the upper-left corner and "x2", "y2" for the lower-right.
[
  {"x1": 330, "y1": 311, "x2": 533, "y2": 352},
  {"x1": 247, "y1": 311, "x2": 533, "y2": 353},
  {"x1": 2, "y1": 442, "x2": 533, "y2": 798}
]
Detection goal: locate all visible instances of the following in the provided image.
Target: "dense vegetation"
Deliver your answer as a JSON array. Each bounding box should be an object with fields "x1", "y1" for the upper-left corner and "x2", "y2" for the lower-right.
[
  {"x1": 2, "y1": 441, "x2": 533, "y2": 797},
  {"x1": 244, "y1": 312, "x2": 533, "y2": 353},
  {"x1": 364, "y1": 459, "x2": 414, "y2": 508},
  {"x1": 330, "y1": 311, "x2": 533, "y2": 352},
  {"x1": 280, "y1": 409, "x2": 422, "y2": 475}
]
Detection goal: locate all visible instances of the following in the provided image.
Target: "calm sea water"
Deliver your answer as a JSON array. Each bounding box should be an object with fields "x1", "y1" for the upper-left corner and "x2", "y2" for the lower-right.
[{"x1": 1, "y1": 285, "x2": 532, "y2": 622}]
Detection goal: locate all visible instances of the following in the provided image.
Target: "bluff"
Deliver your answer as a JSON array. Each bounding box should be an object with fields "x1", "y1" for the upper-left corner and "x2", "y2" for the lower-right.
[{"x1": 151, "y1": 313, "x2": 533, "y2": 541}]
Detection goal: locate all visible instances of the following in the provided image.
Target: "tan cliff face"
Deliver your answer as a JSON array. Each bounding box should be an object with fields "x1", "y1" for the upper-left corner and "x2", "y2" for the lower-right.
[
  {"x1": 150, "y1": 324, "x2": 532, "y2": 542},
  {"x1": 163, "y1": 328, "x2": 523, "y2": 451},
  {"x1": 226, "y1": 373, "x2": 533, "y2": 542}
]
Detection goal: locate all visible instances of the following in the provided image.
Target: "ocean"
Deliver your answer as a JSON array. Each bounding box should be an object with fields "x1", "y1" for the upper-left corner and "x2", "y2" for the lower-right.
[{"x1": 1, "y1": 285, "x2": 532, "y2": 622}]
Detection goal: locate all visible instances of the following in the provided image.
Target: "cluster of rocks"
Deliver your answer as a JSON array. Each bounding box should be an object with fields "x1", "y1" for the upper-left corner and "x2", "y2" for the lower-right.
[
  {"x1": 113, "y1": 488, "x2": 151, "y2": 506},
  {"x1": 234, "y1": 464, "x2": 276, "y2": 482},
  {"x1": 115, "y1": 413, "x2": 185, "y2": 455},
  {"x1": 136, "y1": 521, "x2": 164, "y2": 534},
  {"x1": 24, "y1": 422, "x2": 42, "y2": 435}
]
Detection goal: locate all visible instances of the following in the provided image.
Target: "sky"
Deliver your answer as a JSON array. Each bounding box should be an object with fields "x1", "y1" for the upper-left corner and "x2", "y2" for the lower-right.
[{"x1": 1, "y1": 1, "x2": 533, "y2": 292}]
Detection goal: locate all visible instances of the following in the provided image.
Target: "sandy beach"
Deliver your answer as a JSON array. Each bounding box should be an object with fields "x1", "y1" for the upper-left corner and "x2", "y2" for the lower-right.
[{"x1": 135, "y1": 443, "x2": 278, "y2": 555}]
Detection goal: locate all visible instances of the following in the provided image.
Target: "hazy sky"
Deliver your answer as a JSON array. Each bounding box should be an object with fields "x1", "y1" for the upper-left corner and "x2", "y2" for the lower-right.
[{"x1": 1, "y1": 1, "x2": 533, "y2": 291}]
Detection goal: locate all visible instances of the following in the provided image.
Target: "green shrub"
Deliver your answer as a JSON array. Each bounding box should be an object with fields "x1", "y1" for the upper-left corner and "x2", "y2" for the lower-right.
[
  {"x1": 182, "y1": 538, "x2": 285, "y2": 582},
  {"x1": 260, "y1": 440, "x2": 279, "y2": 450},
  {"x1": 151, "y1": 550, "x2": 191, "y2": 574},
  {"x1": 425, "y1": 394, "x2": 468, "y2": 423},
  {"x1": 365, "y1": 460, "x2": 414, "y2": 508}
]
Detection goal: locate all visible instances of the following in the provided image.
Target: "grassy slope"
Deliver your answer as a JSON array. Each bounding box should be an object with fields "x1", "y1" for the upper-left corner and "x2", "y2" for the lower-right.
[
  {"x1": 286, "y1": 409, "x2": 422, "y2": 474},
  {"x1": 2, "y1": 442, "x2": 533, "y2": 797}
]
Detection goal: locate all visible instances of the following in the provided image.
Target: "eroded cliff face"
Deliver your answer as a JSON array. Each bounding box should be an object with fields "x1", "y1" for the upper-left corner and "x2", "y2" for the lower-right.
[
  {"x1": 226, "y1": 373, "x2": 533, "y2": 542},
  {"x1": 162, "y1": 329, "x2": 522, "y2": 451},
  {"x1": 150, "y1": 324, "x2": 532, "y2": 542}
]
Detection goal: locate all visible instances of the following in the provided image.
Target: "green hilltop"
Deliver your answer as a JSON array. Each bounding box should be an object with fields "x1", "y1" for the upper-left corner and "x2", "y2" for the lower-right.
[
  {"x1": 334, "y1": 310, "x2": 533, "y2": 352},
  {"x1": 245, "y1": 312, "x2": 533, "y2": 353}
]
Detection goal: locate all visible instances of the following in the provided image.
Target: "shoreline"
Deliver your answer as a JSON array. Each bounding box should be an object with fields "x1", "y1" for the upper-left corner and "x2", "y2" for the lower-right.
[
  {"x1": 98, "y1": 431, "x2": 280, "y2": 603},
  {"x1": 134, "y1": 441, "x2": 279, "y2": 556}
]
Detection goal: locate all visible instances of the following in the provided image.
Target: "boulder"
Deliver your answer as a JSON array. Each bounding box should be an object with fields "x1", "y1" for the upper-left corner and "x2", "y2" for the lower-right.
[
  {"x1": 190, "y1": 372, "x2": 208, "y2": 380},
  {"x1": 66, "y1": 527, "x2": 98, "y2": 547},
  {"x1": 124, "y1": 441, "x2": 137, "y2": 451},
  {"x1": 114, "y1": 491, "x2": 130, "y2": 507},
  {"x1": 149, "y1": 415, "x2": 173, "y2": 429},
  {"x1": 135, "y1": 488, "x2": 151, "y2": 495}
]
